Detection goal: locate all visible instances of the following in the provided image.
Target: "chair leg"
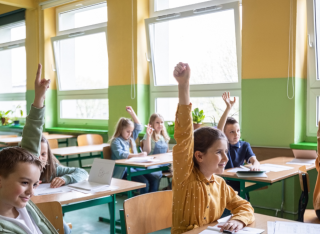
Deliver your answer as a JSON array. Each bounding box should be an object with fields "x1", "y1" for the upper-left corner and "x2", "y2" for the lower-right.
[{"x1": 119, "y1": 209, "x2": 127, "y2": 234}]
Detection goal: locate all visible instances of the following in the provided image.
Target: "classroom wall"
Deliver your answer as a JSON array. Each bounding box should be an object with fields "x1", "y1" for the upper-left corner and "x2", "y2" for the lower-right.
[
  {"x1": 0, "y1": 3, "x2": 19, "y2": 14},
  {"x1": 242, "y1": 0, "x2": 307, "y2": 148}
]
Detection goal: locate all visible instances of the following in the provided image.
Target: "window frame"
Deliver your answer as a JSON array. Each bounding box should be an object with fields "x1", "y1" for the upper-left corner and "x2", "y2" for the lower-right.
[
  {"x1": 0, "y1": 20, "x2": 26, "y2": 123},
  {"x1": 53, "y1": 0, "x2": 109, "y2": 127},
  {"x1": 307, "y1": 0, "x2": 320, "y2": 136},
  {"x1": 146, "y1": 0, "x2": 242, "y2": 124}
]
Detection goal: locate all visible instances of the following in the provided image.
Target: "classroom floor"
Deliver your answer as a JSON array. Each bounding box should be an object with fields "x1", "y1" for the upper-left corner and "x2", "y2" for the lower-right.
[{"x1": 65, "y1": 194, "x2": 171, "y2": 234}]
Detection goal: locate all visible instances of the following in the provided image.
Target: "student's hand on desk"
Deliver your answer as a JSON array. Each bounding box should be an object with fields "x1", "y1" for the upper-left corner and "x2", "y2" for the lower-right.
[
  {"x1": 222, "y1": 92, "x2": 236, "y2": 109},
  {"x1": 50, "y1": 177, "x2": 66, "y2": 188},
  {"x1": 33, "y1": 64, "x2": 51, "y2": 108},
  {"x1": 250, "y1": 165, "x2": 260, "y2": 171},
  {"x1": 139, "y1": 152, "x2": 147, "y2": 157},
  {"x1": 218, "y1": 219, "x2": 245, "y2": 232},
  {"x1": 173, "y1": 62, "x2": 190, "y2": 85}
]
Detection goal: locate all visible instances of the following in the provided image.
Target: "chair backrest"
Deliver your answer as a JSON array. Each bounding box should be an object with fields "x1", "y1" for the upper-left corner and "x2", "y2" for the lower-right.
[
  {"x1": 48, "y1": 139, "x2": 59, "y2": 149},
  {"x1": 36, "y1": 201, "x2": 64, "y2": 234},
  {"x1": 123, "y1": 190, "x2": 172, "y2": 234},
  {"x1": 298, "y1": 166, "x2": 310, "y2": 222},
  {"x1": 0, "y1": 135, "x2": 17, "y2": 138},
  {"x1": 77, "y1": 134, "x2": 103, "y2": 146},
  {"x1": 42, "y1": 132, "x2": 49, "y2": 136},
  {"x1": 103, "y1": 145, "x2": 111, "y2": 159}
]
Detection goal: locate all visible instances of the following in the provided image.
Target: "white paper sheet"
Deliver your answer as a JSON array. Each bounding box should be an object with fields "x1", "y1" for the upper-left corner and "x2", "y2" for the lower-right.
[
  {"x1": 218, "y1": 215, "x2": 232, "y2": 223},
  {"x1": 267, "y1": 221, "x2": 275, "y2": 234},
  {"x1": 34, "y1": 183, "x2": 71, "y2": 196},
  {"x1": 273, "y1": 221, "x2": 320, "y2": 234},
  {"x1": 259, "y1": 164, "x2": 294, "y2": 172},
  {"x1": 209, "y1": 224, "x2": 264, "y2": 234},
  {"x1": 286, "y1": 158, "x2": 315, "y2": 165},
  {"x1": 227, "y1": 168, "x2": 250, "y2": 173},
  {"x1": 126, "y1": 157, "x2": 160, "y2": 163},
  {"x1": 236, "y1": 172, "x2": 268, "y2": 178},
  {"x1": 69, "y1": 185, "x2": 118, "y2": 194}
]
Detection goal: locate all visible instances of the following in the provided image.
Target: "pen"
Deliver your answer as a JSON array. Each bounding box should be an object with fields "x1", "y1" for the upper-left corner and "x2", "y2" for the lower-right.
[
  {"x1": 140, "y1": 147, "x2": 143, "y2": 152},
  {"x1": 240, "y1": 165, "x2": 250, "y2": 171},
  {"x1": 145, "y1": 125, "x2": 154, "y2": 130}
]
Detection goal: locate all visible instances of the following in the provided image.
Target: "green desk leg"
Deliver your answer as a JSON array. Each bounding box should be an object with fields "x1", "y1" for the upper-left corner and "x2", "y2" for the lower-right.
[
  {"x1": 239, "y1": 180, "x2": 246, "y2": 198},
  {"x1": 119, "y1": 209, "x2": 127, "y2": 234},
  {"x1": 126, "y1": 166, "x2": 133, "y2": 198},
  {"x1": 109, "y1": 194, "x2": 116, "y2": 234}
]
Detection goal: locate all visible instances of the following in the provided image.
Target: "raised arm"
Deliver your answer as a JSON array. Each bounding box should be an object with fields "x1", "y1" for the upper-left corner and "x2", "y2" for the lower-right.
[
  {"x1": 21, "y1": 64, "x2": 50, "y2": 157},
  {"x1": 172, "y1": 62, "x2": 194, "y2": 185},
  {"x1": 142, "y1": 125, "x2": 153, "y2": 154},
  {"x1": 217, "y1": 92, "x2": 236, "y2": 131},
  {"x1": 126, "y1": 106, "x2": 140, "y2": 124}
]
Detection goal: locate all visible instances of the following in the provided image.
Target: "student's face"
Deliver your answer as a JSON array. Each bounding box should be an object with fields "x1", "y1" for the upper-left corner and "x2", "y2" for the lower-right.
[
  {"x1": 224, "y1": 123, "x2": 241, "y2": 145},
  {"x1": 0, "y1": 162, "x2": 40, "y2": 210},
  {"x1": 121, "y1": 125, "x2": 134, "y2": 140},
  {"x1": 40, "y1": 142, "x2": 48, "y2": 162},
  {"x1": 200, "y1": 139, "x2": 229, "y2": 174},
  {"x1": 152, "y1": 117, "x2": 164, "y2": 133}
]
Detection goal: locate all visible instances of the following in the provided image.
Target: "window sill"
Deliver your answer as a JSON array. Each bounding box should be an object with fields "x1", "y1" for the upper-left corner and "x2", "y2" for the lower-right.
[
  {"x1": 45, "y1": 127, "x2": 108, "y2": 135},
  {"x1": 290, "y1": 142, "x2": 317, "y2": 151}
]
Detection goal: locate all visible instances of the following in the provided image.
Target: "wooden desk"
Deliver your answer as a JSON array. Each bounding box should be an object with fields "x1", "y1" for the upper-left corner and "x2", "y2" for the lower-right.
[
  {"x1": 0, "y1": 134, "x2": 74, "y2": 145},
  {"x1": 115, "y1": 152, "x2": 172, "y2": 197},
  {"x1": 51, "y1": 143, "x2": 109, "y2": 165},
  {"x1": 32, "y1": 178, "x2": 145, "y2": 234},
  {"x1": 218, "y1": 157, "x2": 315, "y2": 198},
  {"x1": 184, "y1": 213, "x2": 295, "y2": 234}
]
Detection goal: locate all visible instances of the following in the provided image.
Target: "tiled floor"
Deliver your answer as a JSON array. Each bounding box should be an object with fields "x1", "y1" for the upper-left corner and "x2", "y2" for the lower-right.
[{"x1": 64, "y1": 194, "x2": 171, "y2": 234}]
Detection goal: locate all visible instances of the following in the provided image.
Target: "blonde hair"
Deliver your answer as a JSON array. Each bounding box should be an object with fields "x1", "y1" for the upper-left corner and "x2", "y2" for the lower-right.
[
  {"x1": 149, "y1": 113, "x2": 170, "y2": 142},
  {"x1": 40, "y1": 136, "x2": 60, "y2": 182},
  {"x1": 109, "y1": 117, "x2": 135, "y2": 145}
]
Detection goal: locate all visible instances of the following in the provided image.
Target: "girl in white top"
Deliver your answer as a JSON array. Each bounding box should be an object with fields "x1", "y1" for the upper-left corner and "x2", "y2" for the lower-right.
[{"x1": 142, "y1": 113, "x2": 170, "y2": 155}]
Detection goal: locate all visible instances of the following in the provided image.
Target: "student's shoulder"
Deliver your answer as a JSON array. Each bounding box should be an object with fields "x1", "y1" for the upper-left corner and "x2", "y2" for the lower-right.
[
  {"x1": 111, "y1": 137, "x2": 122, "y2": 144},
  {"x1": 214, "y1": 175, "x2": 227, "y2": 184},
  {"x1": 240, "y1": 140, "x2": 252, "y2": 148}
]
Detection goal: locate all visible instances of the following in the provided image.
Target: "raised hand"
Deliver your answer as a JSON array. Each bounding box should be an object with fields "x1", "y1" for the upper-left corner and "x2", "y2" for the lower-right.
[
  {"x1": 33, "y1": 64, "x2": 51, "y2": 108},
  {"x1": 222, "y1": 92, "x2": 236, "y2": 109},
  {"x1": 126, "y1": 106, "x2": 135, "y2": 115},
  {"x1": 173, "y1": 62, "x2": 190, "y2": 86},
  {"x1": 146, "y1": 124, "x2": 154, "y2": 137}
]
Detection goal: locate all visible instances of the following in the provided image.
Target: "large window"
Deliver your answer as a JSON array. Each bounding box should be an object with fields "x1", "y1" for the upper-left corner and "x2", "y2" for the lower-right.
[
  {"x1": 0, "y1": 20, "x2": 26, "y2": 121},
  {"x1": 307, "y1": 0, "x2": 320, "y2": 136},
  {"x1": 147, "y1": 0, "x2": 241, "y2": 124},
  {"x1": 53, "y1": 0, "x2": 108, "y2": 126}
]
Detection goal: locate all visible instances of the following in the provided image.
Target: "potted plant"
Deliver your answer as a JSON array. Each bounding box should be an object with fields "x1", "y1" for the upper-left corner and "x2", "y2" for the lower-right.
[
  {"x1": 167, "y1": 121, "x2": 175, "y2": 135},
  {"x1": 12, "y1": 105, "x2": 23, "y2": 126},
  {"x1": 0, "y1": 110, "x2": 12, "y2": 126},
  {"x1": 192, "y1": 108, "x2": 205, "y2": 130}
]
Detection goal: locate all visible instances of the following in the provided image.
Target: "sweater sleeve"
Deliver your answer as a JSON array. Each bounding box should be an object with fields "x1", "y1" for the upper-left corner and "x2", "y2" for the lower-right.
[
  {"x1": 172, "y1": 104, "x2": 194, "y2": 185},
  {"x1": 55, "y1": 164, "x2": 89, "y2": 185},
  {"x1": 313, "y1": 132, "x2": 320, "y2": 210},
  {"x1": 20, "y1": 105, "x2": 45, "y2": 158}
]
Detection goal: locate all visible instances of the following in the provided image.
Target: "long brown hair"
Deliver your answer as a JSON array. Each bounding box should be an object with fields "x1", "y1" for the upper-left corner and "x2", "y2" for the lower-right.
[
  {"x1": 193, "y1": 127, "x2": 228, "y2": 168},
  {"x1": 109, "y1": 117, "x2": 135, "y2": 145},
  {"x1": 40, "y1": 136, "x2": 59, "y2": 182},
  {"x1": 149, "y1": 113, "x2": 170, "y2": 142}
]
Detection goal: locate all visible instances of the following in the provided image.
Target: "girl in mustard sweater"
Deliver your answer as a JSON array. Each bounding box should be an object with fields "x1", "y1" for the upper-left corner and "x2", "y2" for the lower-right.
[
  {"x1": 172, "y1": 62, "x2": 254, "y2": 234},
  {"x1": 314, "y1": 122, "x2": 320, "y2": 219}
]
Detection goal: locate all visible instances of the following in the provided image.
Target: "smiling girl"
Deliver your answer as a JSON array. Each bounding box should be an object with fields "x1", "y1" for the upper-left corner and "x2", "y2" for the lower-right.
[{"x1": 172, "y1": 62, "x2": 254, "y2": 234}]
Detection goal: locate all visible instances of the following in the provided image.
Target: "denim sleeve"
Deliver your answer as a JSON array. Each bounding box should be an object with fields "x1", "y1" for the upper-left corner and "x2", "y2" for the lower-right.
[
  {"x1": 132, "y1": 123, "x2": 143, "y2": 140},
  {"x1": 111, "y1": 138, "x2": 129, "y2": 159}
]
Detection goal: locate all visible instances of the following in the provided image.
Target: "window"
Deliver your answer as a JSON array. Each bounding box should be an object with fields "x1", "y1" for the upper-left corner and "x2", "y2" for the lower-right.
[
  {"x1": 53, "y1": 0, "x2": 108, "y2": 126},
  {"x1": 307, "y1": 0, "x2": 320, "y2": 136},
  {"x1": 0, "y1": 20, "x2": 26, "y2": 122},
  {"x1": 147, "y1": 0, "x2": 241, "y2": 124}
]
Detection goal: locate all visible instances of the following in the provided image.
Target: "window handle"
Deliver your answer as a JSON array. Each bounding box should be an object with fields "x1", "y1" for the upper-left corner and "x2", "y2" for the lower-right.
[
  {"x1": 156, "y1": 13, "x2": 180, "y2": 21},
  {"x1": 145, "y1": 52, "x2": 150, "y2": 62},
  {"x1": 194, "y1": 5, "x2": 222, "y2": 14},
  {"x1": 308, "y1": 34, "x2": 313, "y2": 48},
  {"x1": 7, "y1": 44, "x2": 19, "y2": 49},
  {"x1": 68, "y1": 32, "x2": 85, "y2": 37}
]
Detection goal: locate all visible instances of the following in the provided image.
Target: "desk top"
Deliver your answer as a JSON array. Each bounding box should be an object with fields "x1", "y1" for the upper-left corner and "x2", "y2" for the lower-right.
[
  {"x1": 51, "y1": 143, "x2": 109, "y2": 156},
  {"x1": 184, "y1": 213, "x2": 295, "y2": 234},
  {"x1": 31, "y1": 178, "x2": 145, "y2": 205},
  {"x1": 218, "y1": 157, "x2": 316, "y2": 184},
  {"x1": 115, "y1": 152, "x2": 173, "y2": 167},
  {"x1": 0, "y1": 134, "x2": 74, "y2": 144}
]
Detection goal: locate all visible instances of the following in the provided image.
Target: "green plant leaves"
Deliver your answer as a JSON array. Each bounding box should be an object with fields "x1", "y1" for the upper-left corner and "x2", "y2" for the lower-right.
[{"x1": 192, "y1": 108, "x2": 205, "y2": 124}]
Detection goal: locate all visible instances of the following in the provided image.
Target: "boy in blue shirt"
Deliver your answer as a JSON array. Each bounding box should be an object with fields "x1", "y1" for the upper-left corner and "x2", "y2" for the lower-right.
[{"x1": 217, "y1": 92, "x2": 260, "y2": 195}]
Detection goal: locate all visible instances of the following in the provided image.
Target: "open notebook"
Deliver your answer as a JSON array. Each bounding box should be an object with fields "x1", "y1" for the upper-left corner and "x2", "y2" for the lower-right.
[{"x1": 68, "y1": 158, "x2": 115, "y2": 191}]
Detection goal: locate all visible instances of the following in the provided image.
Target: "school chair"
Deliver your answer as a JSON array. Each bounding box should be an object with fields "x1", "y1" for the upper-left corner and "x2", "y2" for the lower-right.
[
  {"x1": 42, "y1": 132, "x2": 49, "y2": 136},
  {"x1": 297, "y1": 165, "x2": 320, "y2": 223},
  {"x1": 36, "y1": 201, "x2": 72, "y2": 234},
  {"x1": 0, "y1": 134, "x2": 18, "y2": 148},
  {"x1": 119, "y1": 190, "x2": 172, "y2": 234},
  {"x1": 140, "y1": 140, "x2": 173, "y2": 190},
  {"x1": 103, "y1": 145, "x2": 111, "y2": 159},
  {"x1": 48, "y1": 139, "x2": 59, "y2": 149},
  {"x1": 77, "y1": 134, "x2": 104, "y2": 168}
]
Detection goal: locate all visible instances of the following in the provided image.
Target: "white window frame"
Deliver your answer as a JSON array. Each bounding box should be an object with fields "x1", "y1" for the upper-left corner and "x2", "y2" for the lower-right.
[
  {"x1": 307, "y1": 0, "x2": 320, "y2": 136},
  {"x1": 147, "y1": 0, "x2": 241, "y2": 123},
  {"x1": 52, "y1": 0, "x2": 108, "y2": 127},
  {"x1": 0, "y1": 20, "x2": 26, "y2": 123}
]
